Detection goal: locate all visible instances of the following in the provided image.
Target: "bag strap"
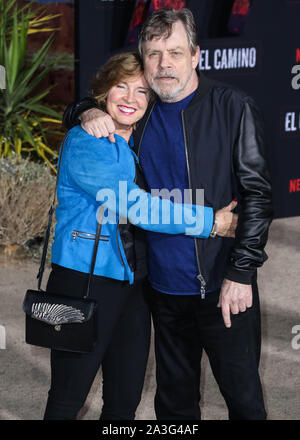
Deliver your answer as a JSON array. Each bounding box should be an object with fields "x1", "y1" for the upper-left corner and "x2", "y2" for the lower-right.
[
  {"x1": 37, "y1": 133, "x2": 103, "y2": 298},
  {"x1": 37, "y1": 134, "x2": 68, "y2": 291},
  {"x1": 85, "y1": 205, "x2": 105, "y2": 298}
]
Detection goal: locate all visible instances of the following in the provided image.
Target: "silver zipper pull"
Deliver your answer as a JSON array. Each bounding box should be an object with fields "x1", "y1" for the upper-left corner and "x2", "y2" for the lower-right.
[
  {"x1": 197, "y1": 274, "x2": 206, "y2": 299},
  {"x1": 72, "y1": 231, "x2": 78, "y2": 241}
]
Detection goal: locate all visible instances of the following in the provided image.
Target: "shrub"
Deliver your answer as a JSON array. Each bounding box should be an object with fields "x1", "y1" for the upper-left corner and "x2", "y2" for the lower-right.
[{"x1": 0, "y1": 157, "x2": 56, "y2": 257}]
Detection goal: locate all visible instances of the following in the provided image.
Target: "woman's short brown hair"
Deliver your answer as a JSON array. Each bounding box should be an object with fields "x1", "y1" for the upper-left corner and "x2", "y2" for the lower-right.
[{"x1": 91, "y1": 51, "x2": 144, "y2": 109}]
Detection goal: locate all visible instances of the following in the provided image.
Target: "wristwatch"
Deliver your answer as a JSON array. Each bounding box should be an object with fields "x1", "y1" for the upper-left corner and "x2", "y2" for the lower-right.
[{"x1": 210, "y1": 217, "x2": 218, "y2": 238}]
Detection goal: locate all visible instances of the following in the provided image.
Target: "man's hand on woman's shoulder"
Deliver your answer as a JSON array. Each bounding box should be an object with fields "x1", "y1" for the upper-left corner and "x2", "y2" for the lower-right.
[{"x1": 81, "y1": 108, "x2": 116, "y2": 142}]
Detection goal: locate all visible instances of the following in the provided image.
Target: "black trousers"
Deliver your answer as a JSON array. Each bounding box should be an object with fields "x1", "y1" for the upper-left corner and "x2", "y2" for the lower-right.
[
  {"x1": 147, "y1": 281, "x2": 267, "y2": 420},
  {"x1": 43, "y1": 265, "x2": 151, "y2": 420}
]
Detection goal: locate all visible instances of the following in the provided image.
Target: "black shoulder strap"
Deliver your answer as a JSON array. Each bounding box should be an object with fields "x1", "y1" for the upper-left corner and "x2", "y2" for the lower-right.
[
  {"x1": 85, "y1": 205, "x2": 105, "y2": 298},
  {"x1": 37, "y1": 134, "x2": 69, "y2": 291}
]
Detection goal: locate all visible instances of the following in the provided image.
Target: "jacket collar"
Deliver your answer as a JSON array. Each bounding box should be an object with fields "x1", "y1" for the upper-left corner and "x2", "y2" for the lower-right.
[{"x1": 188, "y1": 71, "x2": 213, "y2": 107}]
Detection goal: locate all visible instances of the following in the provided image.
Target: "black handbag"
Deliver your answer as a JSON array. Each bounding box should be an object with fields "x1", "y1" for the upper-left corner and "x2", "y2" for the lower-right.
[{"x1": 23, "y1": 134, "x2": 105, "y2": 353}]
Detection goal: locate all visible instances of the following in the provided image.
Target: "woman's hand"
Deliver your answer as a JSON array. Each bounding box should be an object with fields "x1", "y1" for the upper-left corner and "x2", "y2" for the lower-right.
[
  {"x1": 81, "y1": 108, "x2": 116, "y2": 142},
  {"x1": 215, "y1": 200, "x2": 238, "y2": 238}
]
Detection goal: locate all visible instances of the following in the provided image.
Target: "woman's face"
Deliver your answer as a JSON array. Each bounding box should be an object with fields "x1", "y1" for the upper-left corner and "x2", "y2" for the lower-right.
[{"x1": 106, "y1": 74, "x2": 150, "y2": 130}]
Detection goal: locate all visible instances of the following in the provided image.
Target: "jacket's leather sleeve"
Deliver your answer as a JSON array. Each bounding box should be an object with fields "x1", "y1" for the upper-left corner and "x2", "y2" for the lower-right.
[
  {"x1": 62, "y1": 97, "x2": 100, "y2": 130},
  {"x1": 224, "y1": 98, "x2": 274, "y2": 284}
]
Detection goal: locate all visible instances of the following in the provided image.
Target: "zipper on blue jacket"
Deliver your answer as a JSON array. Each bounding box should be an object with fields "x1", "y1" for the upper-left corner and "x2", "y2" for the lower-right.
[{"x1": 72, "y1": 230, "x2": 109, "y2": 242}]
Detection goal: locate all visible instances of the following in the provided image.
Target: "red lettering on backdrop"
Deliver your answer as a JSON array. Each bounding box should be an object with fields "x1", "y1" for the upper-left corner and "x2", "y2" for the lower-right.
[
  {"x1": 128, "y1": 0, "x2": 147, "y2": 32},
  {"x1": 296, "y1": 48, "x2": 300, "y2": 63},
  {"x1": 152, "y1": 0, "x2": 185, "y2": 10},
  {"x1": 289, "y1": 178, "x2": 300, "y2": 193},
  {"x1": 228, "y1": 0, "x2": 251, "y2": 35},
  {"x1": 232, "y1": 0, "x2": 251, "y2": 16},
  {"x1": 126, "y1": 0, "x2": 186, "y2": 46}
]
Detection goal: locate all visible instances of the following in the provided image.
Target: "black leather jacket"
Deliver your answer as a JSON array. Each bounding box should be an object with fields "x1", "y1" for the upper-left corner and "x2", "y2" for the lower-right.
[{"x1": 63, "y1": 73, "x2": 273, "y2": 292}]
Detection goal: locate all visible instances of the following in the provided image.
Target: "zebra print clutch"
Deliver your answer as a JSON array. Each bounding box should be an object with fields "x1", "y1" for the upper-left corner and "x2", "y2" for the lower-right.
[{"x1": 23, "y1": 289, "x2": 98, "y2": 353}]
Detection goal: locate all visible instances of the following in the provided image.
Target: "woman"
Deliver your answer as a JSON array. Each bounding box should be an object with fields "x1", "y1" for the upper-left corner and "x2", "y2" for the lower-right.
[{"x1": 44, "y1": 51, "x2": 236, "y2": 420}]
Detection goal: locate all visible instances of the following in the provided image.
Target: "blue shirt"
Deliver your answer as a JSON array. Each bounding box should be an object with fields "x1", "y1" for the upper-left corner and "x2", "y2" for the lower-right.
[{"x1": 140, "y1": 91, "x2": 204, "y2": 295}]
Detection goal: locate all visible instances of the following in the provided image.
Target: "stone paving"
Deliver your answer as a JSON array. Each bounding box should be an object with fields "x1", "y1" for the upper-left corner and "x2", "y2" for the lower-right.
[{"x1": 0, "y1": 217, "x2": 299, "y2": 420}]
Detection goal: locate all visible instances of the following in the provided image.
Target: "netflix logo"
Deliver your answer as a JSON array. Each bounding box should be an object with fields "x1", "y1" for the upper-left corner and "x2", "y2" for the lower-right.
[{"x1": 289, "y1": 178, "x2": 300, "y2": 193}]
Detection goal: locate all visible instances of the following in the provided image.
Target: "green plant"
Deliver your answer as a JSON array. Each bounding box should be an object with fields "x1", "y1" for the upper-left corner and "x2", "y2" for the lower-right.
[{"x1": 0, "y1": 0, "x2": 63, "y2": 172}]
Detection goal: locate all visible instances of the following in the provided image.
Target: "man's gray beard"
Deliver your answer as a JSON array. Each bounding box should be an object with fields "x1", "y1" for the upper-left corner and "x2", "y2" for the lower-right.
[
  {"x1": 151, "y1": 81, "x2": 184, "y2": 102},
  {"x1": 150, "y1": 70, "x2": 194, "y2": 102}
]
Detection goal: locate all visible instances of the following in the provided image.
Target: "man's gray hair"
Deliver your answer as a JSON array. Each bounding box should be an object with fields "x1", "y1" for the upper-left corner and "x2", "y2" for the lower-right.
[{"x1": 138, "y1": 8, "x2": 198, "y2": 56}]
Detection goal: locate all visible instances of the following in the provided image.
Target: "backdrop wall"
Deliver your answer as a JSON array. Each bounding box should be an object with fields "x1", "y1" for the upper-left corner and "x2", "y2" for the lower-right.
[{"x1": 75, "y1": 0, "x2": 300, "y2": 219}]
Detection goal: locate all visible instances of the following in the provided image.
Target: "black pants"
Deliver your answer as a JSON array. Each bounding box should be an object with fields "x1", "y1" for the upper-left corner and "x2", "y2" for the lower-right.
[
  {"x1": 147, "y1": 282, "x2": 266, "y2": 420},
  {"x1": 43, "y1": 265, "x2": 151, "y2": 420}
]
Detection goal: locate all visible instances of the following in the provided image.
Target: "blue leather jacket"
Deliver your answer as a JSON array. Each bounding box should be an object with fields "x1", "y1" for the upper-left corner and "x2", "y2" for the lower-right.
[{"x1": 51, "y1": 126, "x2": 213, "y2": 283}]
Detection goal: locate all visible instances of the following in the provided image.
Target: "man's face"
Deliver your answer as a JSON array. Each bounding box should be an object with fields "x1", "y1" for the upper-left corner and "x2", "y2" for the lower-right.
[{"x1": 142, "y1": 20, "x2": 199, "y2": 102}]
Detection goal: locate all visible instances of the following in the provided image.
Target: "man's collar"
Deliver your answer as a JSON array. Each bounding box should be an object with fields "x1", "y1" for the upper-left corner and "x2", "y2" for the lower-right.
[{"x1": 187, "y1": 71, "x2": 213, "y2": 108}]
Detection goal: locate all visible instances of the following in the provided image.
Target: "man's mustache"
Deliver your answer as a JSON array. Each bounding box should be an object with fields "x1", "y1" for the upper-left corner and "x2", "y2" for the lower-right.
[{"x1": 154, "y1": 72, "x2": 179, "y2": 80}]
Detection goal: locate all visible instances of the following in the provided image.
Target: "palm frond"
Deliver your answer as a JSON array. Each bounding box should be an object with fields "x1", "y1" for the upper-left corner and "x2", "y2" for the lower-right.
[{"x1": 0, "y1": 0, "x2": 64, "y2": 169}]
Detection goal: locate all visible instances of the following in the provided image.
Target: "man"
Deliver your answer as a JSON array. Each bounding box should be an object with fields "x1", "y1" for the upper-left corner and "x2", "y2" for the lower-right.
[{"x1": 63, "y1": 8, "x2": 273, "y2": 420}]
